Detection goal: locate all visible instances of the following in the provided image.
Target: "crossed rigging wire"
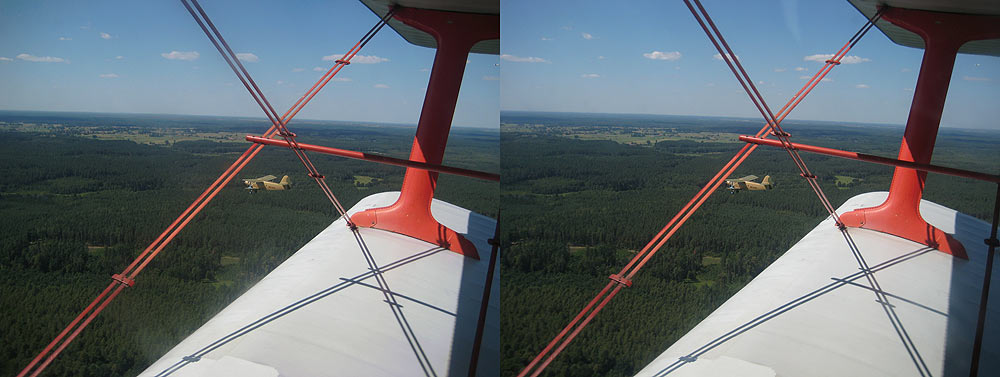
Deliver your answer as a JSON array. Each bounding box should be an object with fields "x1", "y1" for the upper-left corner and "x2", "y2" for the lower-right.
[
  {"x1": 17, "y1": 3, "x2": 394, "y2": 377},
  {"x1": 518, "y1": 2, "x2": 883, "y2": 375},
  {"x1": 184, "y1": 0, "x2": 386, "y2": 222}
]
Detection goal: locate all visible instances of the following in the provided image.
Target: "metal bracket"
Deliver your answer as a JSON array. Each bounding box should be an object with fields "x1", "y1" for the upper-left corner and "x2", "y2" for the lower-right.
[
  {"x1": 609, "y1": 274, "x2": 633, "y2": 287},
  {"x1": 111, "y1": 273, "x2": 135, "y2": 288}
]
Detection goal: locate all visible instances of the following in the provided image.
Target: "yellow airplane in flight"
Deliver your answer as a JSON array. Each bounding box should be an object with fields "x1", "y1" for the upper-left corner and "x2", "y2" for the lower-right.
[
  {"x1": 242, "y1": 175, "x2": 292, "y2": 192},
  {"x1": 725, "y1": 174, "x2": 773, "y2": 193}
]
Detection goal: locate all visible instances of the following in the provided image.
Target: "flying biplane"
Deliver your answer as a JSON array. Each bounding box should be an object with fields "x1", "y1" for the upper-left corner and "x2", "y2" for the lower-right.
[
  {"x1": 724, "y1": 174, "x2": 773, "y2": 193},
  {"x1": 242, "y1": 175, "x2": 292, "y2": 191}
]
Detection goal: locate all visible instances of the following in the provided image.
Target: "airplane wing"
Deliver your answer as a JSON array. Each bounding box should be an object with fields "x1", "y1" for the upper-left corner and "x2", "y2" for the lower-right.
[
  {"x1": 634, "y1": 192, "x2": 999, "y2": 376},
  {"x1": 243, "y1": 175, "x2": 277, "y2": 183},
  {"x1": 137, "y1": 192, "x2": 498, "y2": 376},
  {"x1": 736, "y1": 175, "x2": 758, "y2": 182}
]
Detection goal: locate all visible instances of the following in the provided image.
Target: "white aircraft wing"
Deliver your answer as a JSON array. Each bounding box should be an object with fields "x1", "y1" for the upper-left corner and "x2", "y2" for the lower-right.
[
  {"x1": 635, "y1": 192, "x2": 999, "y2": 377},
  {"x1": 138, "y1": 191, "x2": 498, "y2": 377}
]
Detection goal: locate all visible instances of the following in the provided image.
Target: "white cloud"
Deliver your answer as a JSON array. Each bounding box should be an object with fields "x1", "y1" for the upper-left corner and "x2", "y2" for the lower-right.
[
  {"x1": 332, "y1": 77, "x2": 351, "y2": 82},
  {"x1": 0, "y1": 57, "x2": 12, "y2": 62},
  {"x1": 16, "y1": 53, "x2": 67, "y2": 63},
  {"x1": 115, "y1": 55, "x2": 124, "y2": 60},
  {"x1": 794, "y1": 67, "x2": 807, "y2": 71},
  {"x1": 597, "y1": 55, "x2": 606, "y2": 60},
  {"x1": 800, "y1": 75, "x2": 832, "y2": 82},
  {"x1": 276, "y1": 80, "x2": 285, "y2": 86},
  {"x1": 541, "y1": 37, "x2": 553, "y2": 41},
  {"x1": 712, "y1": 53, "x2": 739, "y2": 61},
  {"x1": 374, "y1": 83, "x2": 389, "y2": 89},
  {"x1": 804, "y1": 54, "x2": 869, "y2": 64},
  {"x1": 643, "y1": 51, "x2": 682, "y2": 61},
  {"x1": 99, "y1": 73, "x2": 119, "y2": 78},
  {"x1": 313, "y1": 66, "x2": 325, "y2": 72},
  {"x1": 581, "y1": 73, "x2": 600, "y2": 78},
  {"x1": 561, "y1": 26, "x2": 572, "y2": 31},
  {"x1": 161, "y1": 51, "x2": 199, "y2": 61},
  {"x1": 323, "y1": 54, "x2": 388, "y2": 64},
  {"x1": 58, "y1": 37, "x2": 72, "y2": 41},
  {"x1": 774, "y1": 68, "x2": 787, "y2": 72},
  {"x1": 292, "y1": 67, "x2": 305, "y2": 72},
  {"x1": 855, "y1": 84, "x2": 869, "y2": 88},
  {"x1": 501, "y1": 54, "x2": 548, "y2": 63},
  {"x1": 100, "y1": 32, "x2": 112, "y2": 40},
  {"x1": 963, "y1": 76, "x2": 991, "y2": 82},
  {"x1": 236, "y1": 53, "x2": 258, "y2": 62},
  {"x1": 581, "y1": 32, "x2": 593, "y2": 40}
]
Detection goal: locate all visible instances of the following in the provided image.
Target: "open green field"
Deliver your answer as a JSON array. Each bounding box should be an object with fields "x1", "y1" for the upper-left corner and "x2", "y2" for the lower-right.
[
  {"x1": 501, "y1": 123, "x2": 741, "y2": 145},
  {"x1": 835, "y1": 175, "x2": 860, "y2": 184},
  {"x1": 0, "y1": 121, "x2": 246, "y2": 146},
  {"x1": 353, "y1": 175, "x2": 381, "y2": 185}
]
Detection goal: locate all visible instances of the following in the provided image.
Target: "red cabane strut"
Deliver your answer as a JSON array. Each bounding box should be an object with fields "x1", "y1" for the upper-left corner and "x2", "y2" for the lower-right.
[
  {"x1": 840, "y1": 7, "x2": 1000, "y2": 259},
  {"x1": 349, "y1": 7, "x2": 500, "y2": 260}
]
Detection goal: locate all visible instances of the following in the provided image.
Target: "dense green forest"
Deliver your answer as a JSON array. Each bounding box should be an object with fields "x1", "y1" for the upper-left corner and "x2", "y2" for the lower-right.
[
  {"x1": 499, "y1": 112, "x2": 999, "y2": 377},
  {"x1": 0, "y1": 111, "x2": 498, "y2": 377}
]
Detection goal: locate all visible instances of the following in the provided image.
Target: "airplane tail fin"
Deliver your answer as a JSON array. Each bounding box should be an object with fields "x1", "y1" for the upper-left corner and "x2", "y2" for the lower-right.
[
  {"x1": 280, "y1": 175, "x2": 292, "y2": 188},
  {"x1": 762, "y1": 175, "x2": 773, "y2": 189}
]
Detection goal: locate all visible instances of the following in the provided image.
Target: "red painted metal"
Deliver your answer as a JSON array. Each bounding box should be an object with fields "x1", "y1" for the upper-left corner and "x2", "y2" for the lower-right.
[
  {"x1": 110, "y1": 273, "x2": 135, "y2": 287},
  {"x1": 970, "y1": 185, "x2": 1000, "y2": 376},
  {"x1": 246, "y1": 135, "x2": 500, "y2": 182},
  {"x1": 468, "y1": 223, "x2": 500, "y2": 377},
  {"x1": 608, "y1": 274, "x2": 633, "y2": 287},
  {"x1": 840, "y1": 7, "x2": 1000, "y2": 259},
  {"x1": 739, "y1": 136, "x2": 1000, "y2": 184},
  {"x1": 349, "y1": 7, "x2": 498, "y2": 260}
]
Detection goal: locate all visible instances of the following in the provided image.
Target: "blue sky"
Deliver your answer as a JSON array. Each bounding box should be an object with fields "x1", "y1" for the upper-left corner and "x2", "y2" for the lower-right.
[
  {"x1": 0, "y1": 0, "x2": 499, "y2": 128},
  {"x1": 500, "y1": 0, "x2": 1000, "y2": 130}
]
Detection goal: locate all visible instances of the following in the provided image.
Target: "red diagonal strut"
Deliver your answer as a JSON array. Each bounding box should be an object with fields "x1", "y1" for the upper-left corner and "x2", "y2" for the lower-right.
[{"x1": 246, "y1": 135, "x2": 500, "y2": 182}]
